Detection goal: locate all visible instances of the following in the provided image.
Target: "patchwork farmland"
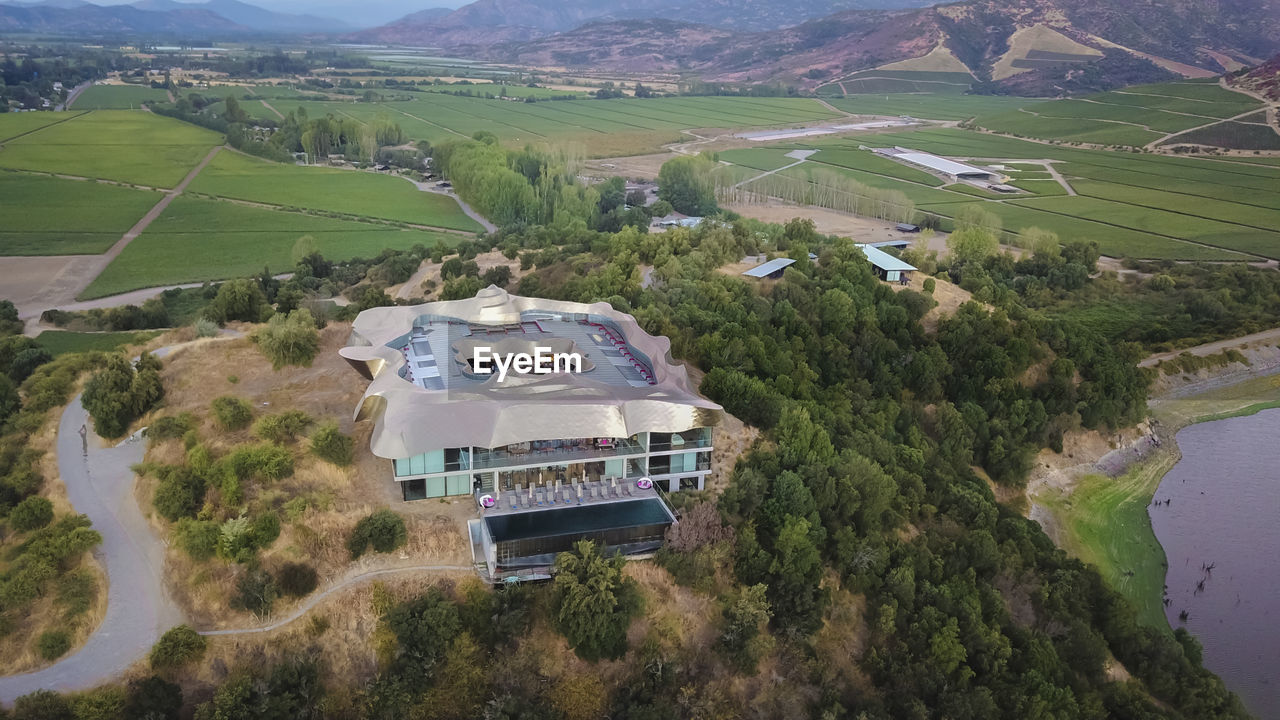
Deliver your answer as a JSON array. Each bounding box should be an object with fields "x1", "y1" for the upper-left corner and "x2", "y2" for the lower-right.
[{"x1": 716, "y1": 128, "x2": 1280, "y2": 261}]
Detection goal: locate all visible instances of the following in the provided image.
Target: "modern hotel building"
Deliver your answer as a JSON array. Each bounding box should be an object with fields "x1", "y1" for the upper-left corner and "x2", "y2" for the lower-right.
[{"x1": 339, "y1": 286, "x2": 723, "y2": 580}]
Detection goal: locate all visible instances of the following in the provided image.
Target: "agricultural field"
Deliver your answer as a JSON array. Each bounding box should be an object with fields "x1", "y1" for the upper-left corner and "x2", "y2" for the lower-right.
[
  {"x1": 187, "y1": 151, "x2": 483, "y2": 232},
  {"x1": 248, "y1": 94, "x2": 843, "y2": 155},
  {"x1": 70, "y1": 84, "x2": 170, "y2": 109},
  {"x1": 83, "y1": 196, "x2": 461, "y2": 298},
  {"x1": 0, "y1": 111, "x2": 83, "y2": 142},
  {"x1": 0, "y1": 172, "x2": 161, "y2": 255},
  {"x1": 974, "y1": 82, "x2": 1265, "y2": 147},
  {"x1": 0, "y1": 110, "x2": 222, "y2": 187},
  {"x1": 719, "y1": 127, "x2": 1280, "y2": 260},
  {"x1": 991, "y1": 24, "x2": 1102, "y2": 80},
  {"x1": 819, "y1": 69, "x2": 974, "y2": 96},
  {"x1": 826, "y1": 94, "x2": 1037, "y2": 121},
  {"x1": 1163, "y1": 120, "x2": 1280, "y2": 150}
]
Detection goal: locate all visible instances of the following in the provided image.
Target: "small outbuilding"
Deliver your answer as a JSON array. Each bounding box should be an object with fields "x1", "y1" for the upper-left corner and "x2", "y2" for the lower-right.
[
  {"x1": 857, "y1": 245, "x2": 916, "y2": 284},
  {"x1": 742, "y1": 257, "x2": 796, "y2": 280},
  {"x1": 896, "y1": 223, "x2": 920, "y2": 233}
]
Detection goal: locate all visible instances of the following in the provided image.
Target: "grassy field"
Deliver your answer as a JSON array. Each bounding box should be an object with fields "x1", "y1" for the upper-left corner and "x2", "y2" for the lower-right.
[
  {"x1": 0, "y1": 110, "x2": 222, "y2": 187},
  {"x1": 974, "y1": 82, "x2": 1265, "y2": 147},
  {"x1": 827, "y1": 94, "x2": 1035, "y2": 121},
  {"x1": 1164, "y1": 120, "x2": 1280, "y2": 151},
  {"x1": 71, "y1": 84, "x2": 170, "y2": 109},
  {"x1": 187, "y1": 151, "x2": 483, "y2": 232},
  {"x1": 35, "y1": 330, "x2": 163, "y2": 355},
  {"x1": 83, "y1": 196, "x2": 461, "y2": 298},
  {"x1": 0, "y1": 172, "x2": 161, "y2": 255},
  {"x1": 1034, "y1": 372, "x2": 1280, "y2": 632},
  {"x1": 245, "y1": 95, "x2": 841, "y2": 155},
  {"x1": 0, "y1": 111, "x2": 83, "y2": 142}
]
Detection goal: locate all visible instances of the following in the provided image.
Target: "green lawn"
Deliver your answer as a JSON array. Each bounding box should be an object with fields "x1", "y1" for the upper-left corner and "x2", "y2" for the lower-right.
[
  {"x1": 716, "y1": 148, "x2": 802, "y2": 172},
  {"x1": 0, "y1": 110, "x2": 222, "y2": 187},
  {"x1": 187, "y1": 151, "x2": 483, "y2": 232},
  {"x1": 71, "y1": 85, "x2": 170, "y2": 110},
  {"x1": 0, "y1": 172, "x2": 161, "y2": 255},
  {"x1": 35, "y1": 330, "x2": 163, "y2": 356},
  {"x1": 0, "y1": 111, "x2": 83, "y2": 142},
  {"x1": 1010, "y1": 179, "x2": 1068, "y2": 196},
  {"x1": 82, "y1": 197, "x2": 461, "y2": 298}
]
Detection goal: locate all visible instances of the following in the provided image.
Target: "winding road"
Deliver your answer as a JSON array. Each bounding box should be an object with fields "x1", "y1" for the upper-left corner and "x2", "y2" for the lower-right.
[
  {"x1": 0, "y1": 337, "x2": 473, "y2": 703},
  {"x1": 0, "y1": 395, "x2": 182, "y2": 703}
]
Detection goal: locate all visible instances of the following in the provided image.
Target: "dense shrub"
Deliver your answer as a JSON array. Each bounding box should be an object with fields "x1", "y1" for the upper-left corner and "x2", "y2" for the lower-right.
[
  {"x1": 13, "y1": 689, "x2": 74, "y2": 720},
  {"x1": 310, "y1": 422, "x2": 353, "y2": 466},
  {"x1": 211, "y1": 396, "x2": 253, "y2": 431},
  {"x1": 151, "y1": 466, "x2": 205, "y2": 522},
  {"x1": 10, "y1": 495, "x2": 54, "y2": 531},
  {"x1": 552, "y1": 540, "x2": 640, "y2": 661},
  {"x1": 203, "y1": 279, "x2": 271, "y2": 325},
  {"x1": 149, "y1": 625, "x2": 207, "y2": 670},
  {"x1": 252, "y1": 309, "x2": 319, "y2": 370},
  {"x1": 276, "y1": 561, "x2": 318, "y2": 597},
  {"x1": 174, "y1": 518, "x2": 219, "y2": 560},
  {"x1": 232, "y1": 567, "x2": 278, "y2": 616},
  {"x1": 347, "y1": 509, "x2": 407, "y2": 558},
  {"x1": 252, "y1": 410, "x2": 312, "y2": 443},
  {"x1": 36, "y1": 629, "x2": 71, "y2": 660},
  {"x1": 124, "y1": 676, "x2": 183, "y2": 720},
  {"x1": 223, "y1": 443, "x2": 294, "y2": 482},
  {"x1": 147, "y1": 413, "x2": 195, "y2": 441},
  {"x1": 192, "y1": 317, "x2": 220, "y2": 338}
]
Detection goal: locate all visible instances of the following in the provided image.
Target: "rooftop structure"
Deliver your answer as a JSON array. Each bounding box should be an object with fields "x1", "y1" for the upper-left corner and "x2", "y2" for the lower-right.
[
  {"x1": 857, "y1": 244, "x2": 917, "y2": 283},
  {"x1": 742, "y1": 257, "x2": 796, "y2": 279},
  {"x1": 872, "y1": 146, "x2": 996, "y2": 181},
  {"x1": 341, "y1": 287, "x2": 722, "y2": 581}
]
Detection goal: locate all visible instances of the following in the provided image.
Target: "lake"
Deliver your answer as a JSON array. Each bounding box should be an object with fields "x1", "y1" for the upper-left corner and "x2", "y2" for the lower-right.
[{"x1": 1150, "y1": 408, "x2": 1280, "y2": 717}]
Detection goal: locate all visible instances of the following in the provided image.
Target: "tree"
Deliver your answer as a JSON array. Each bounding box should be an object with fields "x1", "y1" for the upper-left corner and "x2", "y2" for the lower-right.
[
  {"x1": 10, "y1": 495, "x2": 53, "y2": 531},
  {"x1": 290, "y1": 235, "x2": 318, "y2": 265},
  {"x1": 232, "y1": 567, "x2": 278, "y2": 616},
  {"x1": 657, "y1": 155, "x2": 718, "y2": 216},
  {"x1": 204, "y1": 279, "x2": 270, "y2": 325},
  {"x1": 125, "y1": 676, "x2": 183, "y2": 720},
  {"x1": 954, "y1": 203, "x2": 1003, "y2": 237},
  {"x1": 552, "y1": 540, "x2": 640, "y2": 661},
  {"x1": 947, "y1": 227, "x2": 1000, "y2": 263},
  {"x1": 0, "y1": 374, "x2": 19, "y2": 425},
  {"x1": 0, "y1": 299, "x2": 23, "y2": 335},
  {"x1": 149, "y1": 625, "x2": 207, "y2": 670},
  {"x1": 82, "y1": 354, "x2": 164, "y2": 439},
  {"x1": 347, "y1": 509, "x2": 407, "y2": 558},
  {"x1": 36, "y1": 629, "x2": 70, "y2": 660},
  {"x1": 716, "y1": 584, "x2": 773, "y2": 673},
  {"x1": 252, "y1": 309, "x2": 319, "y2": 370}
]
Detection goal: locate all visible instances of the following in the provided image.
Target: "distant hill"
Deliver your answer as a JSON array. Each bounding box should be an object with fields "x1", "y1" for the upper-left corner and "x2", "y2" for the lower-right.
[
  {"x1": 1230, "y1": 53, "x2": 1280, "y2": 100},
  {"x1": 0, "y1": 0, "x2": 347, "y2": 35},
  {"x1": 382, "y1": 0, "x2": 1280, "y2": 95},
  {"x1": 350, "y1": 0, "x2": 941, "y2": 44},
  {"x1": 0, "y1": 2, "x2": 250, "y2": 35},
  {"x1": 132, "y1": 0, "x2": 349, "y2": 32}
]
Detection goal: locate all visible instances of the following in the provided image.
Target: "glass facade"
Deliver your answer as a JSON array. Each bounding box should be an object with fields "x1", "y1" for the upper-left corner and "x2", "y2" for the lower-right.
[
  {"x1": 649, "y1": 427, "x2": 713, "y2": 452},
  {"x1": 648, "y1": 450, "x2": 711, "y2": 476},
  {"x1": 394, "y1": 448, "x2": 470, "y2": 477},
  {"x1": 486, "y1": 498, "x2": 673, "y2": 570}
]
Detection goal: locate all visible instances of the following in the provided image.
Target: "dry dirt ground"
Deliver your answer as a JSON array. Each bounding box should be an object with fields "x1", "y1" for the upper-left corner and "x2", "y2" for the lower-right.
[
  {"x1": 136, "y1": 324, "x2": 470, "y2": 630},
  {"x1": 888, "y1": 272, "x2": 975, "y2": 332},
  {"x1": 586, "y1": 152, "x2": 679, "y2": 179},
  {"x1": 729, "y1": 201, "x2": 929, "y2": 244},
  {"x1": 388, "y1": 250, "x2": 527, "y2": 301}
]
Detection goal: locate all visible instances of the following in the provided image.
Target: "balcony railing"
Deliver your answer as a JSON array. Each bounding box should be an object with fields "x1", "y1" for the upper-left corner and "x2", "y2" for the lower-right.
[{"x1": 472, "y1": 438, "x2": 646, "y2": 471}]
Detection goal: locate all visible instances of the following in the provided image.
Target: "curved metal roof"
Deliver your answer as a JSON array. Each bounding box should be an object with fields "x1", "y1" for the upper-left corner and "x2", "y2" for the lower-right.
[{"x1": 340, "y1": 286, "x2": 722, "y2": 459}]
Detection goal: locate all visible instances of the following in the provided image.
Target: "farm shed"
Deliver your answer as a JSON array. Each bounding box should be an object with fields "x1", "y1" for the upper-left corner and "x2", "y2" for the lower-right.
[{"x1": 857, "y1": 245, "x2": 916, "y2": 283}]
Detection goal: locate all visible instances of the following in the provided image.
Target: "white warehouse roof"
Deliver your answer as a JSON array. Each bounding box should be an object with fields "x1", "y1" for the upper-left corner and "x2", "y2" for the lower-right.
[
  {"x1": 891, "y1": 151, "x2": 993, "y2": 178},
  {"x1": 857, "y1": 245, "x2": 917, "y2": 272}
]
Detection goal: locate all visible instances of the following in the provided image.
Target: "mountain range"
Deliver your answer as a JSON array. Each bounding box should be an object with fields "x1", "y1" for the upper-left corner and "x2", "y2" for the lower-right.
[
  {"x1": 0, "y1": 0, "x2": 348, "y2": 35},
  {"x1": 351, "y1": 0, "x2": 1280, "y2": 91}
]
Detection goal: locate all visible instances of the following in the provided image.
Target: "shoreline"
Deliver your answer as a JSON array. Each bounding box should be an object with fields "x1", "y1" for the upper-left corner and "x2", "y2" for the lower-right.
[{"x1": 1027, "y1": 364, "x2": 1280, "y2": 632}]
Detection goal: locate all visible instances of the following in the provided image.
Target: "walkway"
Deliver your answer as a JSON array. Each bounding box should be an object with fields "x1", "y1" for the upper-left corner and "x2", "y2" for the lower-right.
[
  {"x1": 0, "y1": 395, "x2": 183, "y2": 703},
  {"x1": 1139, "y1": 327, "x2": 1280, "y2": 368},
  {"x1": 729, "y1": 150, "x2": 814, "y2": 189}
]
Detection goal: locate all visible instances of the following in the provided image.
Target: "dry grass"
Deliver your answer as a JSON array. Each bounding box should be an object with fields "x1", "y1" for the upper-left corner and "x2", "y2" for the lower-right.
[
  {"x1": 138, "y1": 323, "x2": 470, "y2": 628},
  {"x1": 682, "y1": 364, "x2": 760, "y2": 494},
  {"x1": 0, "y1": 375, "x2": 108, "y2": 675},
  {"x1": 890, "y1": 272, "x2": 976, "y2": 332},
  {"x1": 389, "y1": 249, "x2": 530, "y2": 301}
]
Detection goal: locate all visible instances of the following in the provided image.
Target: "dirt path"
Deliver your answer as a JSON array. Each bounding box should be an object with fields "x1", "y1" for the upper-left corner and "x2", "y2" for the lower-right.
[
  {"x1": 813, "y1": 97, "x2": 854, "y2": 116},
  {"x1": 1139, "y1": 327, "x2": 1280, "y2": 368},
  {"x1": 397, "y1": 176, "x2": 496, "y2": 233},
  {"x1": 729, "y1": 151, "x2": 813, "y2": 189},
  {"x1": 260, "y1": 99, "x2": 285, "y2": 120},
  {"x1": 58, "y1": 82, "x2": 92, "y2": 111},
  {"x1": 1146, "y1": 103, "x2": 1272, "y2": 150}
]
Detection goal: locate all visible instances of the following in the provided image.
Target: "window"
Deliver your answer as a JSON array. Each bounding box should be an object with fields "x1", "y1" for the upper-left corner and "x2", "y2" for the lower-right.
[
  {"x1": 402, "y1": 478, "x2": 427, "y2": 501},
  {"x1": 679, "y1": 476, "x2": 701, "y2": 491}
]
